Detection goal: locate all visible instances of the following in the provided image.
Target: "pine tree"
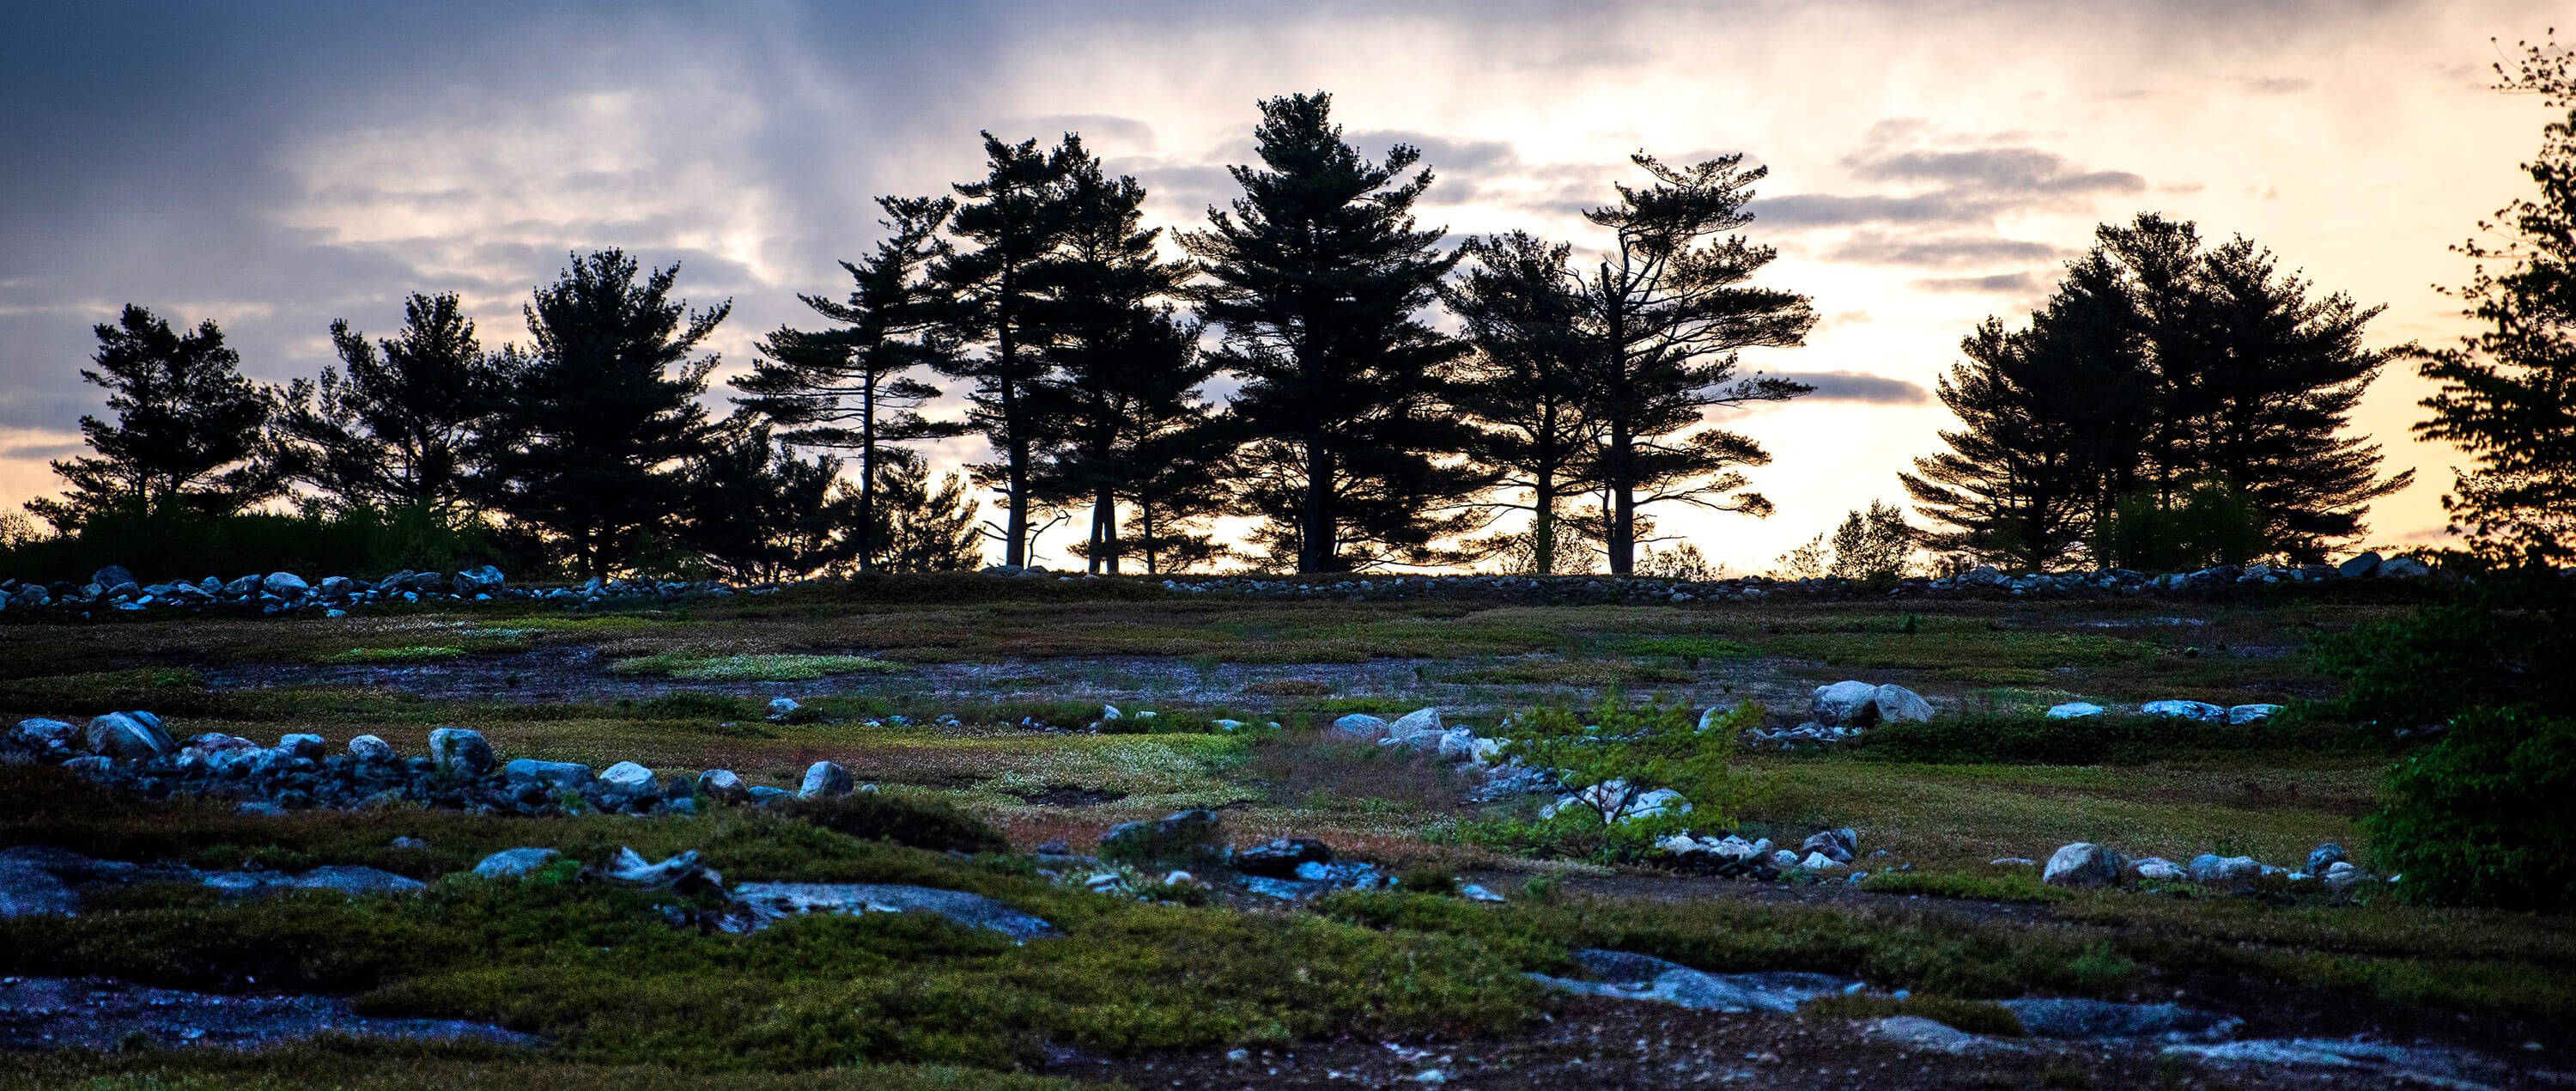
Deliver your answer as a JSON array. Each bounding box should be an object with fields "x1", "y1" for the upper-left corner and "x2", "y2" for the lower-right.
[
  {"x1": 1571, "y1": 153, "x2": 1819, "y2": 575},
  {"x1": 29, "y1": 305, "x2": 287, "y2": 530},
  {"x1": 678, "y1": 415, "x2": 858, "y2": 583},
  {"x1": 1442, "y1": 231, "x2": 1601, "y2": 575},
  {"x1": 1182, "y1": 92, "x2": 1477, "y2": 573},
  {"x1": 864, "y1": 458, "x2": 985, "y2": 573},
  {"x1": 476, "y1": 250, "x2": 728, "y2": 578},
  {"x1": 1826, "y1": 501, "x2": 1915, "y2": 582},
  {"x1": 1022, "y1": 146, "x2": 1222, "y2": 575},
  {"x1": 2407, "y1": 34, "x2": 2576, "y2": 567},
  {"x1": 279, "y1": 292, "x2": 507, "y2": 514},
  {"x1": 934, "y1": 134, "x2": 1078, "y2": 568},
  {"x1": 737, "y1": 197, "x2": 965, "y2": 573}
]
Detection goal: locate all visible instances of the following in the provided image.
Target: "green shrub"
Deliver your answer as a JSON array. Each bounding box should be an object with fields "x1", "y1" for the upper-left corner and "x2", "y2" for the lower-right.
[
  {"x1": 2312, "y1": 567, "x2": 2573, "y2": 729},
  {"x1": 785, "y1": 792, "x2": 1010, "y2": 856},
  {"x1": 0, "y1": 500, "x2": 522, "y2": 586},
  {"x1": 1497, "y1": 691, "x2": 1773, "y2": 831},
  {"x1": 1801, "y1": 992, "x2": 2024, "y2": 1036},
  {"x1": 2363, "y1": 704, "x2": 2576, "y2": 909}
]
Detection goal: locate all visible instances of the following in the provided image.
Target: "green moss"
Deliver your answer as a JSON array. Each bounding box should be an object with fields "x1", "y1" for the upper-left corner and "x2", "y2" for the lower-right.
[
  {"x1": 609, "y1": 653, "x2": 902, "y2": 681},
  {"x1": 1858, "y1": 869, "x2": 2070, "y2": 903},
  {"x1": 318, "y1": 645, "x2": 467, "y2": 664},
  {"x1": 1802, "y1": 992, "x2": 2025, "y2": 1035}
]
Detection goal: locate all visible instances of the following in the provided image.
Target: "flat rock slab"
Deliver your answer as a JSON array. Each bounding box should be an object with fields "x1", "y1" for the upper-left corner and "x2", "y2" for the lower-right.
[
  {"x1": 1999, "y1": 997, "x2": 2240, "y2": 1043},
  {"x1": 731, "y1": 882, "x2": 1059, "y2": 942},
  {"x1": 0, "y1": 977, "x2": 544, "y2": 1051},
  {"x1": 2164, "y1": 1036, "x2": 2553, "y2": 1087},
  {"x1": 1529, "y1": 949, "x2": 1855, "y2": 1014}
]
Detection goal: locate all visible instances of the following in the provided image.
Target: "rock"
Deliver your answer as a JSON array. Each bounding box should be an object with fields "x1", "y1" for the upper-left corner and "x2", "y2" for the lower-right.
[
  {"x1": 1333, "y1": 713, "x2": 1393, "y2": 738},
  {"x1": 1460, "y1": 883, "x2": 1505, "y2": 903},
  {"x1": 1293, "y1": 860, "x2": 1330, "y2": 881},
  {"x1": 2322, "y1": 861, "x2": 2366, "y2": 896},
  {"x1": 1811, "y1": 680, "x2": 1880, "y2": 726},
  {"x1": 1771, "y1": 850, "x2": 1801, "y2": 869},
  {"x1": 426, "y1": 728, "x2": 495, "y2": 776},
  {"x1": 1435, "y1": 727, "x2": 1477, "y2": 761},
  {"x1": 2226, "y1": 704, "x2": 2283, "y2": 725},
  {"x1": 91, "y1": 565, "x2": 137, "y2": 591},
  {"x1": 732, "y1": 881, "x2": 1059, "y2": 941},
  {"x1": 745, "y1": 786, "x2": 793, "y2": 805},
  {"x1": 1959, "y1": 565, "x2": 2006, "y2": 588},
  {"x1": 1869, "y1": 684, "x2": 1935, "y2": 724},
  {"x1": 1388, "y1": 707, "x2": 1443, "y2": 740},
  {"x1": 2336, "y1": 552, "x2": 2383, "y2": 579},
  {"x1": 291, "y1": 865, "x2": 426, "y2": 897},
  {"x1": 2187, "y1": 854, "x2": 2263, "y2": 887},
  {"x1": 2377, "y1": 555, "x2": 2431, "y2": 578},
  {"x1": 600, "y1": 847, "x2": 721, "y2": 891},
  {"x1": 1801, "y1": 828, "x2": 1858, "y2": 863},
  {"x1": 598, "y1": 760, "x2": 656, "y2": 794},
  {"x1": 1999, "y1": 998, "x2": 2240, "y2": 1042},
  {"x1": 2132, "y1": 856, "x2": 2184, "y2": 881},
  {"x1": 1801, "y1": 852, "x2": 1840, "y2": 869},
  {"x1": 1210, "y1": 718, "x2": 1247, "y2": 731},
  {"x1": 276, "y1": 733, "x2": 325, "y2": 760},
  {"x1": 472, "y1": 848, "x2": 562, "y2": 879},
  {"x1": 9, "y1": 717, "x2": 77, "y2": 751},
  {"x1": 262, "y1": 571, "x2": 310, "y2": 597},
  {"x1": 2141, "y1": 700, "x2": 2227, "y2": 722},
  {"x1": 1695, "y1": 705, "x2": 1735, "y2": 734},
  {"x1": 318, "y1": 576, "x2": 355, "y2": 598},
  {"x1": 797, "y1": 760, "x2": 854, "y2": 800},
  {"x1": 454, "y1": 565, "x2": 506, "y2": 594},
  {"x1": 696, "y1": 769, "x2": 747, "y2": 803},
  {"x1": 1531, "y1": 949, "x2": 1856, "y2": 1014},
  {"x1": 504, "y1": 758, "x2": 592, "y2": 791},
  {"x1": 1236, "y1": 838, "x2": 1334, "y2": 879},
  {"x1": 2042, "y1": 842, "x2": 2126, "y2": 887},
  {"x1": 0, "y1": 859, "x2": 79, "y2": 917},
  {"x1": 83, "y1": 711, "x2": 173, "y2": 760},
  {"x1": 1863, "y1": 1015, "x2": 2014, "y2": 1056},
  {"x1": 2306, "y1": 843, "x2": 2348, "y2": 873},
  {"x1": 389, "y1": 836, "x2": 428, "y2": 850},
  {"x1": 1099, "y1": 808, "x2": 1221, "y2": 864},
  {"x1": 766, "y1": 698, "x2": 801, "y2": 720},
  {"x1": 347, "y1": 734, "x2": 397, "y2": 762},
  {"x1": 2046, "y1": 702, "x2": 2105, "y2": 719}
]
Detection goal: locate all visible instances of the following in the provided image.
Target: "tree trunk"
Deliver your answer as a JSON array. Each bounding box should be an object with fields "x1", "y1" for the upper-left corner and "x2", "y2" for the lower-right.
[
  {"x1": 1302, "y1": 424, "x2": 1332, "y2": 574},
  {"x1": 1532, "y1": 473, "x2": 1558, "y2": 576},
  {"x1": 856, "y1": 378, "x2": 878, "y2": 575},
  {"x1": 1097, "y1": 489, "x2": 1120, "y2": 576},
  {"x1": 1607, "y1": 418, "x2": 1635, "y2": 576}
]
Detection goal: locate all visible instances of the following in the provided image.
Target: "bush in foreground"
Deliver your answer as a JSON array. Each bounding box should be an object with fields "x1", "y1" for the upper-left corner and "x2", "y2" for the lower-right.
[{"x1": 2364, "y1": 704, "x2": 2576, "y2": 910}]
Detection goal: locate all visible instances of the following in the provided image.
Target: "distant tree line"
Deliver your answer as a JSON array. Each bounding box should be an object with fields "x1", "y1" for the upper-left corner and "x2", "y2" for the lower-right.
[{"x1": 20, "y1": 92, "x2": 1824, "y2": 579}]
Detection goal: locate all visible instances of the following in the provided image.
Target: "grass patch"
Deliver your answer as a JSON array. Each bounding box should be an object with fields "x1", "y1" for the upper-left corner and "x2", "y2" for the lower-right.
[
  {"x1": 1838, "y1": 711, "x2": 2385, "y2": 765},
  {"x1": 608, "y1": 653, "x2": 902, "y2": 681},
  {"x1": 1802, "y1": 992, "x2": 2026, "y2": 1035},
  {"x1": 1860, "y1": 869, "x2": 2070, "y2": 903}
]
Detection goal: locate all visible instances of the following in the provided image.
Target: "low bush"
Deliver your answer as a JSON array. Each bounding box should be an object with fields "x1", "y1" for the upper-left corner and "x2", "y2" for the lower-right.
[
  {"x1": 2363, "y1": 704, "x2": 2576, "y2": 909},
  {"x1": 784, "y1": 792, "x2": 1011, "y2": 856}
]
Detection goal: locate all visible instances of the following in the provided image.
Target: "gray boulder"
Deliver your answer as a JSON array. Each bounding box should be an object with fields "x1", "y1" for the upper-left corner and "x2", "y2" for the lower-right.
[
  {"x1": 9, "y1": 717, "x2": 77, "y2": 751},
  {"x1": 745, "y1": 785, "x2": 794, "y2": 805},
  {"x1": 0, "y1": 859, "x2": 79, "y2": 918},
  {"x1": 2377, "y1": 555, "x2": 2432, "y2": 579},
  {"x1": 2042, "y1": 842, "x2": 2126, "y2": 888},
  {"x1": 454, "y1": 565, "x2": 506, "y2": 594},
  {"x1": 1531, "y1": 949, "x2": 1856, "y2": 1014},
  {"x1": 798, "y1": 760, "x2": 854, "y2": 800},
  {"x1": 2226, "y1": 704, "x2": 2283, "y2": 725},
  {"x1": 291, "y1": 865, "x2": 426, "y2": 897},
  {"x1": 1801, "y1": 828, "x2": 1858, "y2": 864},
  {"x1": 1869, "y1": 684, "x2": 1935, "y2": 724},
  {"x1": 347, "y1": 734, "x2": 397, "y2": 762},
  {"x1": 2187, "y1": 854, "x2": 2263, "y2": 887},
  {"x1": 319, "y1": 576, "x2": 356, "y2": 598},
  {"x1": 598, "y1": 760, "x2": 657, "y2": 794},
  {"x1": 600, "y1": 847, "x2": 720, "y2": 891},
  {"x1": 1435, "y1": 727, "x2": 1477, "y2": 761},
  {"x1": 504, "y1": 758, "x2": 592, "y2": 791},
  {"x1": 696, "y1": 769, "x2": 747, "y2": 803},
  {"x1": 765, "y1": 697, "x2": 801, "y2": 721},
  {"x1": 2336, "y1": 551, "x2": 2382, "y2": 579},
  {"x1": 2141, "y1": 700, "x2": 2227, "y2": 722},
  {"x1": 222, "y1": 574, "x2": 262, "y2": 598},
  {"x1": 1235, "y1": 838, "x2": 1333, "y2": 879},
  {"x1": 1387, "y1": 707, "x2": 1443, "y2": 740},
  {"x1": 276, "y1": 733, "x2": 326, "y2": 760},
  {"x1": 83, "y1": 711, "x2": 173, "y2": 760},
  {"x1": 473, "y1": 847, "x2": 562, "y2": 879},
  {"x1": 732, "y1": 881, "x2": 1060, "y2": 942},
  {"x1": 2306, "y1": 843, "x2": 2348, "y2": 873},
  {"x1": 1811, "y1": 680, "x2": 1880, "y2": 726},
  {"x1": 262, "y1": 571, "x2": 310, "y2": 597},
  {"x1": 1333, "y1": 713, "x2": 1393, "y2": 738},
  {"x1": 90, "y1": 565, "x2": 137, "y2": 591},
  {"x1": 427, "y1": 728, "x2": 495, "y2": 776},
  {"x1": 2046, "y1": 702, "x2": 2105, "y2": 719}
]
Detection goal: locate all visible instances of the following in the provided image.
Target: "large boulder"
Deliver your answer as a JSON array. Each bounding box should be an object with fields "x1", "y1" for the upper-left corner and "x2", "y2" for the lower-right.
[
  {"x1": 505, "y1": 759, "x2": 593, "y2": 791},
  {"x1": 2141, "y1": 700, "x2": 2227, "y2": 723},
  {"x1": 9, "y1": 717, "x2": 78, "y2": 752},
  {"x1": 1235, "y1": 838, "x2": 1334, "y2": 878},
  {"x1": 1869, "y1": 684, "x2": 1935, "y2": 724},
  {"x1": 798, "y1": 760, "x2": 854, "y2": 800},
  {"x1": 1435, "y1": 727, "x2": 1478, "y2": 762},
  {"x1": 2042, "y1": 842, "x2": 2126, "y2": 888},
  {"x1": 1333, "y1": 713, "x2": 1393, "y2": 738},
  {"x1": 2046, "y1": 702, "x2": 2105, "y2": 719},
  {"x1": 454, "y1": 565, "x2": 507, "y2": 595},
  {"x1": 1099, "y1": 808, "x2": 1221, "y2": 864},
  {"x1": 2336, "y1": 552, "x2": 2383, "y2": 579},
  {"x1": 89, "y1": 565, "x2": 137, "y2": 592},
  {"x1": 473, "y1": 847, "x2": 562, "y2": 880},
  {"x1": 598, "y1": 760, "x2": 657, "y2": 795},
  {"x1": 1811, "y1": 680, "x2": 1880, "y2": 726},
  {"x1": 83, "y1": 711, "x2": 172, "y2": 760},
  {"x1": 347, "y1": 734, "x2": 397, "y2": 762},
  {"x1": 1387, "y1": 707, "x2": 1443, "y2": 741},
  {"x1": 262, "y1": 571, "x2": 310, "y2": 598},
  {"x1": 2187, "y1": 854, "x2": 2263, "y2": 887},
  {"x1": 2226, "y1": 704, "x2": 2282, "y2": 725},
  {"x1": 276, "y1": 733, "x2": 326, "y2": 760},
  {"x1": 696, "y1": 769, "x2": 748, "y2": 803},
  {"x1": 2377, "y1": 556, "x2": 2432, "y2": 579},
  {"x1": 427, "y1": 728, "x2": 495, "y2": 776}
]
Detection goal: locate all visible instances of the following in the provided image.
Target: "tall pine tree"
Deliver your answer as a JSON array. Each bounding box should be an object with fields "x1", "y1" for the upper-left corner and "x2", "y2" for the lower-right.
[
  {"x1": 30, "y1": 305, "x2": 288, "y2": 530},
  {"x1": 677, "y1": 415, "x2": 859, "y2": 583},
  {"x1": 1441, "y1": 231, "x2": 1600, "y2": 575},
  {"x1": 1022, "y1": 149, "x2": 1222, "y2": 575},
  {"x1": 280, "y1": 292, "x2": 507, "y2": 515},
  {"x1": 2407, "y1": 34, "x2": 2576, "y2": 567},
  {"x1": 934, "y1": 134, "x2": 1076, "y2": 568},
  {"x1": 1571, "y1": 153, "x2": 1817, "y2": 575},
  {"x1": 1183, "y1": 92, "x2": 1476, "y2": 573},
  {"x1": 477, "y1": 250, "x2": 728, "y2": 578},
  {"x1": 738, "y1": 197, "x2": 964, "y2": 573}
]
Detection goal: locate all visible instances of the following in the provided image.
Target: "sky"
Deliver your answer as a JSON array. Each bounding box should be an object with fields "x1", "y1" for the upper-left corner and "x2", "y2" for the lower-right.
[{"x1": 0, "y1": 0, "x2": 2561, "y2": 572}]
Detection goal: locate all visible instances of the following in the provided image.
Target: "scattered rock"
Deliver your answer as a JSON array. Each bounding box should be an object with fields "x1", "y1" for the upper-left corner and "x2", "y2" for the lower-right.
[
  {"x1": 1333, "y1": 713, "x2": 1392, "y2": 738},
  {"x1": 2141, "y1": 700, "x2": 2227, "y2": 722},
  {"x1": 2226, "y1": 704, "x2": 2283, "y2": 725},
  {"x1": 276, "y1": 733, "x2": 325, "y2": 760},
  {"x1": 2306, "y1": 843, "x2": 2348, "y2": 873},
  {"x1": 732, "y1": 882, "x2": 1060, "y2": 941},
  {"x1": 598, "y1": 760, "x2": 657, "y2": 794},
  {"x1": 82, "y1": 711, "x2": 172, "y2": 760},
  {"x1": 2131, "y1": 856, "x2": 2184, "y2": 881},
  {"x1": 9, "y1": 717, "x2": 78, "y2": 752},
  {"x1": 426, "y1": 727, "x2": 495, "y2": 776},
  {"x1": 600, "y1": 847, "x2": 720, "y2": 891},
  {"x1": 262, "y1": 571, "x2": 311, "y2": 597},
  {"x1": 696, "y1": 769, "x2": 747, "y2": 803},
  {"x1": 2042, "y1": 842, "x2": 2126, "y2": 888},
  {"x1": 1810, "y1": 680, "x2": 1880, "y2": 726},
  {"x1": 1801, "y1": 828, "x2": 1858, "y2": 864},
  {"x1": 347, "y1": 734, "x2": 396, "y2": 762},
  {"x1": 1099, "y1": 809, "x2": 1221, "y2": 864},
  {"x1": 290, "y1": 865, "x2": 427, "y2": 897},
  {"x1": 90, "y1": 564, "x2": 137, "y2": 591},
  {"x1": 2046, "y1": 702, "x2": 2105, "y2": 719},
  {"x1": 797, "y1": 760, "x2": 854, "y2": 800},
  {"x1": 1387, "y1": 707, "x2": 1443, "y2": 740},
  {"x1": 766, "y1": 698, "x2": 801, "y2": 721},
  {"x1": 1863, "y1": 1015, "x2": 2019, "y2": 1056},
  {"x1": 504, "y1": 759, "x2": 592, "y2": 791},
  {"x1": 1236, "y1": 838, "x2": 1334, "y2": 879}
]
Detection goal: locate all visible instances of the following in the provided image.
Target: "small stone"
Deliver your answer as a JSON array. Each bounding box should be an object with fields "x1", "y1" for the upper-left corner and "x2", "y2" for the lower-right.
[
  {"x1": 598, "y1": 760, "x2": 656, "y2": 795},
  {"x1": 503, "y1": 758, "x2": 592, "y2": 791},
  {"x1": 427, "y1": 727, "x2": 495, "y2": 776},
  {"x1": 2306, "y1": 843, "x2": 2348, "y2": 873},
  {"x1": 390, "y1": 836, "x2": 428, "y2": 850},
  {"x1": 696, "y1": 769, "x2": 747, "y2": 802},
  {"x1": 2140, "y1": 700, "x2": 2227, "y2": 722},
  {"x1": 2227, "y1": 704, "x2": 2284, "y2": 725},
  {"x1": 347, "y1": 734, "x2": 397, "y2": 762},
  {"x1": 766, "y1": 698, "x2": 801, "y2": 720}
]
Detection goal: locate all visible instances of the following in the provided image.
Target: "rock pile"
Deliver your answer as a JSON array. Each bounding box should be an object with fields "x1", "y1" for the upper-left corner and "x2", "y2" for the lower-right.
[{"x1": 2031, "y1": 839, "x2": 2385, "y2": 898}]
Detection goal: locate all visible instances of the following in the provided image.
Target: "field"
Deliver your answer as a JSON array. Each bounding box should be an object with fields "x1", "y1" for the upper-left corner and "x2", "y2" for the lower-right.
[{"x1": 1, "y1": 576, "x2": 2565, "y2": 1089}]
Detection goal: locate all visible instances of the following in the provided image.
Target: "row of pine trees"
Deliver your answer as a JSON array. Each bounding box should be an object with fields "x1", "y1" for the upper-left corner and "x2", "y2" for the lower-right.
[{"x1": 27, "y1": 89, "x2": 2466, "y2": 579}]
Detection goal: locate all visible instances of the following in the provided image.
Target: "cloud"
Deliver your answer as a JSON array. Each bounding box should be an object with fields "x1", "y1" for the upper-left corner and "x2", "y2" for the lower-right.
[
  {"x1": 1748, "y1": 121, "x2": 2145, "y2": 232},
  {"x1": 1911, "y1": 271, "x2": 2047, "y2": 294},
  {"x1": 0, "y1": 442, "x2": 82, "y2": 460},
  {"x1": 1826, "y1": 234, "x2": 2076, "y2": 268},
  {"x1": 2240, "y1": 76, "x2": 2312, "y2": 94},
  {"x1": 1771, "y1": 370, "x2": 1931, "y2": 405}
]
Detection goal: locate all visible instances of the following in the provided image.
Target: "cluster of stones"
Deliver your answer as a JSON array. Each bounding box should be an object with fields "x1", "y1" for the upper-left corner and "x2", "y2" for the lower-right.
[
  {"x1": 1043, "y1": 809, "x2": 1502, "y2": 905},
  {"x1": 0, "y1": 564, "x2": 801, "y2": 619},
  {"x1": 1650, "y1": 827, "x2": 1899, "y2": 883},
  {"x1": 1157, "y1": 551, "x2": 2464, "y2": 604},
  {"x1": 2033, "y1": 840, "x2": 2385, "y2": 899},
  {"x1": 3, "y1": 713, "x2": 878, "y2": 820}
]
